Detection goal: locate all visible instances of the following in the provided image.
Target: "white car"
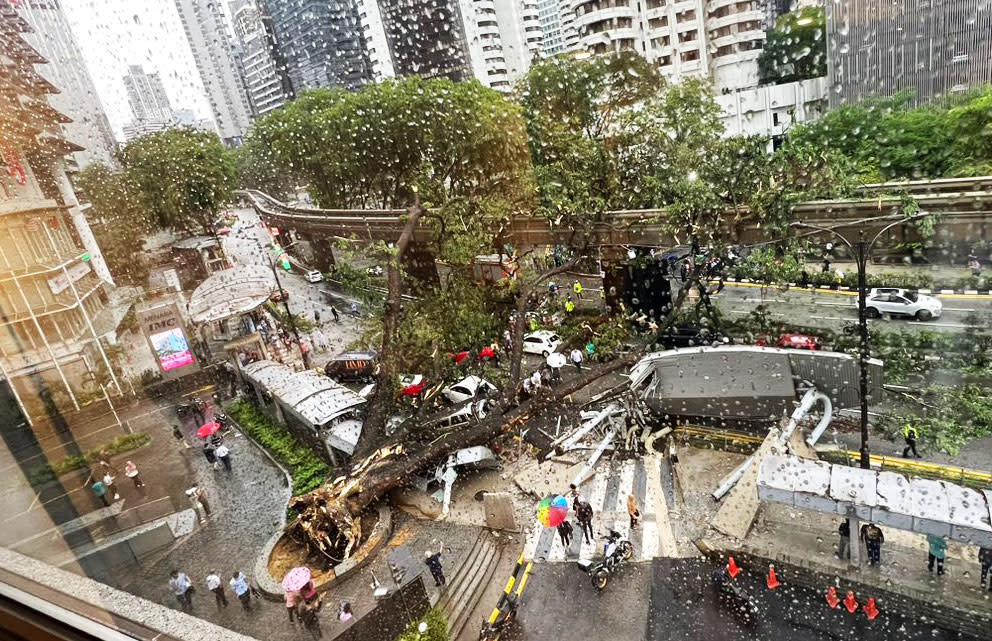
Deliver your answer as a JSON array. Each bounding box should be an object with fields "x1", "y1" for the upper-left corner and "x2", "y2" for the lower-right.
[
  {"x1": 305, "y1": 269, "x2": 323, "y2": 283},
  {"x1": 442, "y1": 375, "x2": 497, "y2": 404},
  {"x1": 522, "y1": 331, "x2": 561, "y2": 356},
  {"x1": 866, "y1": 288, "x2": 942, "y2": 321}
]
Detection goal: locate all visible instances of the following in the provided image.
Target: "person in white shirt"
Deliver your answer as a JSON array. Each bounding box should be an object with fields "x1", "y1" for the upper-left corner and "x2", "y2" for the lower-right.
[
  {"x1": 230, "y1": 571, "x2": 252, "y2": 611},
  {"x1": 205, "y1": 570, "x2": 228, "y2": 609},
  {"x1": 169, "y1": 570, "x2": 194, "y2": 612},
  {"x1": 215, "y1": 443, "x2": 232, "y2": 472},
  {"x1": 570, "y1": 348, "x2": 583, "y2": 372}
]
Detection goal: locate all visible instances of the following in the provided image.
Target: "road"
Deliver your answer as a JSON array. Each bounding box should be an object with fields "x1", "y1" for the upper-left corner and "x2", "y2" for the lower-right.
[
  {"x1": 508, "y1": 559, "x2": 977, "y2": 641},
  {"x1": 711, "y1": 283, "x2": 992, "y2": 334}
]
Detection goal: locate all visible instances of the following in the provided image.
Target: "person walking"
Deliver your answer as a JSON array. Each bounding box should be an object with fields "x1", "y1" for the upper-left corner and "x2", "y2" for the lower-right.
[
  {"x1": 573, "y1": 281, "x2": 583, "y2": 299},
  {"x1": 205, "y1": 570, "x2": 229, "y2": 608},
  {"x1": 837, "y1": 518, "x2": 851, "y2": 560},
  {"x1": 860, "y1": 522, "x2": 884, "y2": 566},
  {"x1": 575, "y1": 498, "x2": 595, "y2": 545},
  {"x1": 979, "y1": 547, "x2": 992, "y2": 588},
  {"x1": 927, "y1": 534, "x2": 947, "y2": 575},
  {"x1": 330, "y1": 306, "x2": 340, "y2": 323},
  {"x1": 556, "y1": 520, "x2": 574, "y2": 548},
  {"x1": 969, "y1": 257, "x2": 982, "y2": 277},
  {"x1": 902, "y1": 423, "x2": 921, "y2": 458},
  {"x1": 313, "y1": 309, "x2": 321, "y2": 324},
  {"x1": 186, "y1": 487, "x2": 210, "y2": 523},
  {"x1": 215, "y1": 443, "x2": 232, "y2": 472},
  {"x1": 124, "y1": 460, "x2": 145, "y2": 489},
  {"x1": 169, "y1": 570, "x2": 194, "y2": 612},
  {"x1": 90, "y1": 477, "x2": 109, "y2": 507},
  {"x1": 570, "y1": 347, "x2": 583, "y2": 372},
  {"x1": 203, "y1": 443, "x2": 217, "y2": 468},
  {"x1": 230, "y1": 571, "x2": 252, "y2": 611},
  {"x1": 503, "y1": 329, "x2": 511, "y2": 348},
  {"x1": 424, "y1": 541, "x2": 446, "y2": 587},
  {"x1": 627, "y1": 494, "x2": 641, "y2": 529},
  {"x1": 172, "y1": 424, "x2": 190, "y2": 449},
  {"x1": 285, "y1": 589, "x2": 300, "y2": 623},
  {"x1": 298, "y1": 595, "x2": 324, "y2": 639},
  {"x1": 337, "y1": 601, "x2": 353, "y2": 623},
  {"x1": 564, "y1": 298, "x2": 575, "y2": 313},
  {"x1": 103, "y1": 471, "x2": 120, "y2": 502}
]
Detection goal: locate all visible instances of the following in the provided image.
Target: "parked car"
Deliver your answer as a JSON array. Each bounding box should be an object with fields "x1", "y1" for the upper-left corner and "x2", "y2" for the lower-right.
[
  {"x1": 866, "y1": 289, "x2": 942, "y2": 321},
  {"x1": 399, "y1": 374, "x2": 427, "y2": 398},
  {"x1": 305, "y1": 269, "x2": 323, "y2": 283},
  {"x1": 771, "y1": 333, "x2": 821, "y2": 350},
  {"x1": 324, "y1": 350, "x2": 378, "y2": 382},
  {"x1": 449, "y1": 349, "x2": 471, "y2": 365},
  {"x1": 443, "y1": 375, "x2": 497, "y2": 404},
  {"x1": 448, "y1": 345, "x2": 498, "y2": 364},
  {"x1": 522, "y1": 331, "x2": 561, "y2": 356},
  {"x1": 269, "y1": 288, "x2": 290, "y2": 302},
  {"x1": 657, "y1": 326, "x2": 728, "y2": 349}
]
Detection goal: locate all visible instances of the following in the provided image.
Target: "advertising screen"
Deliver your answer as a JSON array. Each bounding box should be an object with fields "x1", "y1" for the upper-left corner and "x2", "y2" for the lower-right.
[{"x1": 149, "y1": 327, "x2": 195, "y2": 372}]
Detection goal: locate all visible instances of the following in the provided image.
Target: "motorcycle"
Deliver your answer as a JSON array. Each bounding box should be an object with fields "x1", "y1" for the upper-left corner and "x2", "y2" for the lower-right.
[
  {"x1": 711, "y1": 569, "x2": 759, "y2": 627},
  {"x1": 576, "y1": 529, "x2": 634, "y2": 591}
]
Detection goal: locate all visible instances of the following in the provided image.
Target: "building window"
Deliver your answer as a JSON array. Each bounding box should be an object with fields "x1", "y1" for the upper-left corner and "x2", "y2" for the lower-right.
[{"x1": 681, "y1": 49, "x2": 699, "y2": 62}]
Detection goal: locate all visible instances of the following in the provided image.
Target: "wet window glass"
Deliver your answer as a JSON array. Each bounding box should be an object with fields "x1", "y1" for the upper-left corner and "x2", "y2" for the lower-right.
[{"x1": 1, "y1": 0, "x2": 991, "y2": 639}]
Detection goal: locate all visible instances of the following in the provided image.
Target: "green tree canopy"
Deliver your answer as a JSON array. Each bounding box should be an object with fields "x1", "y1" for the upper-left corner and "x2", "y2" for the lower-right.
[
  {"x1": 118, "y1": 127, "x2": 237, "y2": 235},
  {"x1": 519, "y1": 52, "x2": 663, "y2": 219},
  {"x1": 758, "y1": 7, "x2": 827, "y2": 85},
  {"x1": 75, "y1": 162, "x2": 151, "y2": 285}
]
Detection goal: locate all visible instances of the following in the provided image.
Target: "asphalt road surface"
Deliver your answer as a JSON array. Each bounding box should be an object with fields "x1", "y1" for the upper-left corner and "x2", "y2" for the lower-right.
[
  {"x1": 507, "y1": 559, "x2": 978, "y2": 641},
  {"x1": 711, "y1": 283, "x2": 992, "y2": 334}
]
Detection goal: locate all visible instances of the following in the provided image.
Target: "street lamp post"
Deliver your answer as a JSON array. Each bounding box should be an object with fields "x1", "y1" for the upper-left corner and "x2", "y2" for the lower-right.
[
  {"x1": 268, "y1": 254, "x2": 311, "y2": 370},
  {"x1": 791, "y1": 214, "x2": 931, "y2": 469}
]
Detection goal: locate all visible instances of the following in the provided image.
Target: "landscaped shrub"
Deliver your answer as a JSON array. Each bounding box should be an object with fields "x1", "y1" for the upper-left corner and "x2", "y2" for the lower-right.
[
  {"x1": 228, "y1": 399, "x2": 329, "y2": 495},
  {"x1": 394, "y1": 608, "x2": 450, "y2": 641},
  {"x1": 27, "y1": 432, "x2": 151, "y2": 486}
]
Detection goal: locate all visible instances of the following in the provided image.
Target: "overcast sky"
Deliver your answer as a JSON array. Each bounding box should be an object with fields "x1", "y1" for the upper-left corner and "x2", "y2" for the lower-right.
[{"x1": 61, "y1": 0, "x2": 214, "y2": 141}]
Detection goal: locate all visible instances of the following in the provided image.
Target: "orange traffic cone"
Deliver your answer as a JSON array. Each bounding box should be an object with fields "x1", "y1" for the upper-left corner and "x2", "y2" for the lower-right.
[
  {"x1": 825, "y1": 586, "x2": 840, "y2": 608},
  {"x1": 727, "y1": 555, "x2": 740, "y2": 578},
  {"x1": 843, "y1": 590, "x2": 859, "y2": 613},
  {"x1": 863, "y1": 598, "x2": 879, "y2": 621},
  {"x1": 766, "y1": 565, "x2": 781, "y2": 590}
]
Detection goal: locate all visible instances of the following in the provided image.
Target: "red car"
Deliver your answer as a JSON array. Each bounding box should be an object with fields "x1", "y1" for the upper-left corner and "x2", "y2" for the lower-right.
[
  {"x1": 270, "y1": 288, "x2": 290, "y2": 302},
  {"x1": 775, "y1": 333, "x2": 821, "y2": 350},
  {"x1": 399, "y1": 375, "x2": 426, "y2": 397},
  {"x1": 449, "y1": 345, "x2": 499, "y2": 364}
]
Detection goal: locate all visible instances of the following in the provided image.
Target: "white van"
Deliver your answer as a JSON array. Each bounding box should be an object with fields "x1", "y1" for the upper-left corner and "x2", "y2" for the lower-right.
[{"x1": 305, "y1": 270, "x2": 323, "y2": 283}]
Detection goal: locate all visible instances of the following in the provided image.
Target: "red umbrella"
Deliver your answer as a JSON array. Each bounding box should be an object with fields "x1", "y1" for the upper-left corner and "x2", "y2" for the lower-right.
[{"x1": 196, "y1": 422, "x2": 221, "y2": 438}]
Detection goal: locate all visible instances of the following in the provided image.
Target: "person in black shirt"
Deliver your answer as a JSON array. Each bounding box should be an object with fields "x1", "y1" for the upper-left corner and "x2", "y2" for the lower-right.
[{"x1": 424, "y1": 541, "x2": 446, "y2": 586}]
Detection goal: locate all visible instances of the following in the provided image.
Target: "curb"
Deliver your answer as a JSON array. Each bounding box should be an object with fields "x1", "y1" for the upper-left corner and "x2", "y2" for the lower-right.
[
  {"x1": 252, "y1": 503, "x2": 392, "y2": 602},
  {"x1": 712, "y1": 278, "x2": 992, "y2": 296}
]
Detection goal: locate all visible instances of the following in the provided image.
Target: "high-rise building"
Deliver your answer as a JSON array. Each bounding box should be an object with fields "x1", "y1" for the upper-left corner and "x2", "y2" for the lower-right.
[
  {"x1": 261, "y1": 0, "x2": 372, "y2": 92},
  {"x1": 827, "y1": 0, "x2": 992, "y2": 106},
  {"x1": 0, "y1": 3, "x2": 122, "y2": 420},
  {"x1": 173, "y1": 0, "x2": 254, "y2": 145},
  {"x1": 122, "y1": 65, "x2": 174, "y2": 123},
  {"x1": 569, "y1": 0, "x2": 767, "y2": 93},
  {"x1": 12, "y1": 0, "x2": 117, "y2": 169},
  {"x1": 231, "y1": 0, "x2": 295, "y2": 115},
  {"x1": 536, "y1": 0, "x2": 569, "y2": 56},
  {"x1": 358, "y1": 0, "x2": 540, "y2": 90}
]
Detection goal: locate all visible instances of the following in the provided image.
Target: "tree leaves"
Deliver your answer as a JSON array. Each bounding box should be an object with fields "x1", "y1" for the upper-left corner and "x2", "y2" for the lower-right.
[{"x1": 758, "y1": 7, "x2": 827, "y2": 85}]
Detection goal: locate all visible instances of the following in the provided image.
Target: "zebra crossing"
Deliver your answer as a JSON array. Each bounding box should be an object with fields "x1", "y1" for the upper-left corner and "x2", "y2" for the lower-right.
[{"x1": 523, "y1": 455, "x2": 677, "y2": 563}]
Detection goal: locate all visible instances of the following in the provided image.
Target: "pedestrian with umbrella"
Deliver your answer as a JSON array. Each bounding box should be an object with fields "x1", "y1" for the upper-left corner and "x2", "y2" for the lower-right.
[
  {"x1": 282, "y1": 567, "x2": 312, "y2": 624},
  {"x1": 537, "y1": 494, "x2": 571, "y2": 548}
]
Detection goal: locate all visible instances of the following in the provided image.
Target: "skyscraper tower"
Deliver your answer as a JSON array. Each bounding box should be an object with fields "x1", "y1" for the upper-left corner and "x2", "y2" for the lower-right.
[
  {"x1": 261, "y1": 0, "x2": 372, "y2": 92},
  {"x1": 173, "y1": 0, "x2": 254, "y2": 145},
  {"x1": 13, "y1": 0, "x2": 118, "y2": 168},
  {"x1": 122, "y1": 65, "x2": 174, "y2": 123},
  {"x1": 231, "y1": 0, "x2": 295, "y2": 115}
]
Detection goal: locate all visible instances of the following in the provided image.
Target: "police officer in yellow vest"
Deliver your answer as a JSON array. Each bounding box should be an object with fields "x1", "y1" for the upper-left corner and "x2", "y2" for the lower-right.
[{"x1": 902, "y1": 423, "x2": 921, "y2": 459}]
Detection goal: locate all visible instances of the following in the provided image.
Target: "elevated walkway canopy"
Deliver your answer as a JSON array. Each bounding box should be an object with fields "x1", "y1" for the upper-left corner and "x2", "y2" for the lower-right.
[
  {"x1": 188, "y1": 265, "x2": 275, "y2": 324},
  {"x1": 758, "y1": 454, "x2": 992, "y2": 547}
]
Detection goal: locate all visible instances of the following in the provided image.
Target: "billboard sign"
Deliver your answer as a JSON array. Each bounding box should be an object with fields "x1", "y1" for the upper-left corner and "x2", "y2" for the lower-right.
[{"x1": 138, "y1": 303, "x2": 199, "y2": 378}]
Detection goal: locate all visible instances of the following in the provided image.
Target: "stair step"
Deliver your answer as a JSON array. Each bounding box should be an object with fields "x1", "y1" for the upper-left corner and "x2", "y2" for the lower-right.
[
  {"x1": 447, "y1": 541, "x2": 502, "y2": 640},
  {"x1": 439, "y1": 532, "x2": 488, "y2": 612}
]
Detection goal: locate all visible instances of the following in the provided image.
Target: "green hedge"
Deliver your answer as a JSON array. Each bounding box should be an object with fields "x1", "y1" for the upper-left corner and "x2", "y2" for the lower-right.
[
  {"x1": 394, "y1": 608, "x2": 449, "y2": 641},
  {"x1": 27, "y1": 432, "x2": 151, "y2": 486},
  {"x1": 228, "y1": 399, "x2": 329, "y2": 495}
]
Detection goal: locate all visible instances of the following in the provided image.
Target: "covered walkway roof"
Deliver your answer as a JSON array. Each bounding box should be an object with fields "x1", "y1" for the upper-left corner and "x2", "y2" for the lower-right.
[
  {"x1": 758, "y1": 454, "x2": 992, "y2": 547},
  {"x1": 188, "y1": 265, "x2": 274, "y2": 324},
  {"x1": 242, "y1": 360, "x2": 366, "y2": 429}
]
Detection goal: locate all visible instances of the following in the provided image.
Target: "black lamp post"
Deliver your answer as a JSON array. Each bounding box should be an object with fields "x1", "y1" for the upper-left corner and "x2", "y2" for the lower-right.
[{"x1": 791, "y1": 214, "x2": 931, "y2": 469}]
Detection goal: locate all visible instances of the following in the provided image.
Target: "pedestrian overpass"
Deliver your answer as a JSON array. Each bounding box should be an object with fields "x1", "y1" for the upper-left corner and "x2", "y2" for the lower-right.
[{"x1": 758, "y1": 453, "x2": 992, "y2": 548}]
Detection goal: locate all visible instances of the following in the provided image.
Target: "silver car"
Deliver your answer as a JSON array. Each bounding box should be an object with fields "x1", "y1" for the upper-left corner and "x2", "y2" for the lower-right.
[{"x1": 865, "y1": 288, "x2": 942, "y2": 321}]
